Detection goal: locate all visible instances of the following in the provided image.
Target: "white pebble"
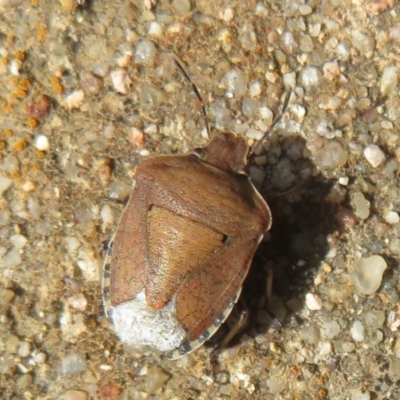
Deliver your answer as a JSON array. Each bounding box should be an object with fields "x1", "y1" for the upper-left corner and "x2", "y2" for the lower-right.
[
  {"x1": 3, "y1": 248, "x2": 22, "y2": 267},
  {"x1": 283, "y1": 71, "x2": 296, "y2": 89},
  {"x1": 65, "y1": 90, "x2": 84, "y2": 110},
  {"x1": 17, "y1": 341, "x2": 31, "y2": 358},
  {"x1": 110, "y1": 69, "x2": 131, "y2": 94},
  {"x1": 67, "y1": 294, "x2": 87, "y2": 312},
  {"x1": 172, "y1": 0, "x2": 191, "y2": 14},
  {"x1": 222, "y1": 69, "x2": 247, "y2": 97},
  {"x1": 65, "y1": 236, "x2": 81, "y2": 252},
  {"x1": 350, "y1": 388, "x2": 371, "y2": 400},
  {"x1": 291, "y1": 104, "x2": 306, "y2": 122},
  {"x1": 380, "y1": 65, "x2": 398, "y2": 97},
  {"x1": 22, "y1": 181, "x2": 35, "y2": 192},
  {"x1": 33, "y1": 134, "x2": 50, "y2": 151},
  {"x1": 245, "y1": 128, "x2": 263, "y2": 140},
  {"x1": 77, "y1": 248, "x2": 100, "y2": 281},
  {"x1": 61, "y1": 353, "x2": 87, "y2": 375},
  {"x1": 0, "y1": 175, "x2": 12, "y2": 196},
  {"x1": 266, "y1": 378, "x2": 285, "y2": 395},
  {"x1": 318, "y1": 341, "x2": 332, "y2": 356},
  {"x1": 135, "y1": 39, "x2": 156, "y2": 64},
  {"x1": 342, "y1": 341, "x2": 356, "y2": 353},
  {"x1": 352, "y1": 192, "x2": 370, "y2": 219},
  {"x1": 9, "y1": 59, "x2": 22, "y2": 76},
  {"x1": 312, "y1": 140, "x2": 348, "y2": 170},
  {"x1": 9, "y1": 234, "x2": 28, "y2": 250},
  {"x1": 384, "y1": 210, "x2": 399, "y2": 225},
  {"x1": 350, "y1": 320, "x2": 365, "y2": 342},
  {"x1": 322, "y1": 320, "x2": 341, "y2": 339},
  {"x1": 323, "y1": 61, "x2": 340, "y2": 81},
  {"x1": 27, "y1": 197, "x2": 42, "y2": 219},
  {"x1": 301, "y1": 66, "x2": 321, "y2": 89},
  {"x1": 101, "y1": 204, "x2": 114, "y2": 226},
  {"x1": 259, "y1": 106, "x2": 273, "y2": 122},
  {"x1": 350, "y1": 255, "x2": 387, "y2": 295},
  {"x1": 249, "y1": 80, "x2": 261, "y2": 97},
  {"x1": 33, "y1": 352, "x2": 47, "y2": 364},
  {"x1": 305, "y1": 293, "x2": 322, "y2": 310},
  {"x1": 148, "y1": 21, "x2": 163, "y2": 38},
  {"x1": 242, "y1": 98, "x2": 259, "y2": 118},
  {"x1": 255, "y1": 3, "x2": 269, "y2": 17},
  {"x1": 364, "y1": 144, "x2": 386, "y2": 168},
  {"x1": 299, "y1": 5, "x2": 312, "y2": 15},
  {"x1": 389, "y1": 238, "x2": 400, "y2": 255},
  {"x1": 222, "y1": 7, "x2": 234, "y2": 22},
  {"x1": 351, "y1": 29, "x2": 375, "y2": 54},
  {"x1": 338, "y1": 176, "x2": 349, "y2": 186}
]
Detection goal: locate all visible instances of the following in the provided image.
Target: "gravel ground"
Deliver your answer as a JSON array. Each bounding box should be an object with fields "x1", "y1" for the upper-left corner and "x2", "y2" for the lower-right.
[{"x1": 1, "y1": 0, "x2": 400, "y2": 399}]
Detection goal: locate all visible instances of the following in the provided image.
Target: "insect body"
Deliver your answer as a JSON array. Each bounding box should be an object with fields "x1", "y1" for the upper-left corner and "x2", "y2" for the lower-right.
[
  {"x1": 102, "y1": 130, "x2": 272, "y2": 359},
  {"x1": 101, "y1": 60, "x2": 291, "y2": 359}
]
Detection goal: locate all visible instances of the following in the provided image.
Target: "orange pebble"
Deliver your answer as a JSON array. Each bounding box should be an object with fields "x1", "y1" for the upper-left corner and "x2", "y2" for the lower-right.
[
  {"x1": 4, "y1": 104, "x2": 13, "y2": 113},
  {"x1": 15, "y1": 51, "x2": 25, "y2": 61},
  {"x1": 27, "y1": 118, "x2": 38, "y2": 127},
  {"x1": 13, "y1": 139, "x2": 27, "y2": 151},
  {"x1": 54, "y1": 84, "x2": 63, "y2": 93},
  {"x1": 19, "y1": 78, "x2": 31, "y2": 90},
  {"x1": 16, "y1": 89, "x2": 27, "y2": 99}
]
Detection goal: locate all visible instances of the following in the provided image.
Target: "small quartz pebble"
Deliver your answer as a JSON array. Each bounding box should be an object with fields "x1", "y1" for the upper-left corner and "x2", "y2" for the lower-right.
[
  {"x1": 350, "y1": 320, "x2": 365, "y2": 342},
  {"x1": 0, "y1": 175, "x2": 12, "y2": 196},
  {"x1": 135, "y1": 39, "x2": 157, "y2": 64},
  {"x1": 61, "y1": 353, "x2": 87, "y2": 375},
  {"x1": 322, "y1": 320, "x2": 341, "y2": 339},
  {"x1": 146, "y1": 365, "x2": 170, "y2": 394},
  {"x1": 352, "y1": 192, "x2": 370, "y2": 220},
  {"x1": 350, "y1": 388, "x2": 371, "y2": 400},
  {"x1": 65, "y1": 90, "x2": 84, "y2": 110},
  {"x1": 62, "y1": 390, "x2": 88, "y2": 400},
  {"x1": 342, "y1": 341, "x2": 356, "y2": 353},
  {"x1": 299, "y1": 4, "x2": 312, "y2": 15},
  {"x1": 338, "y1": 176, "x2": 349, "y2": 186},
  {"x1": 33, "y1": 134, "x2": 50, "y2": 151},
  {"x1": 364, "y1": 144, "x2": 386, "y2": 168},
  {"x1": 148, "y1": 21, "x2": 163, "y2": 38},
  {"x1": 110, "y1": 69, "x2": 131, "y2": 94},
  {"x1": 67, "y1": 294, "x2": 88, "y2": 311},
  {"x1": 350, "y1": 255, "x2": 387, "y2": 295},
  {"x1": 222, "y1": 69, "x2": 247, "y2": 97},
  {"x1": 9, "y1": 234, "x2": 28, "y2": 249},
  {"x1": 33, "y1": 352, "x2": 46, "y2": 364},
  {"x1": 380, "y1": 65, "x2": 398, "y2": 97},
  {"x1": 384, "y1": 211, "x2": 400, "y2": 225},
  {"x1": 17, "y1": 341, "x2": 31, "y2": 358},
  {"x1": 312, "y1": 140, "x2": 349, "y2": 170},
  {"x1": 266, "y1": 378, "x2": 285, "y2": 395},
  {"x1": 305, "y1": 293, "x2": 322, "y2": 310},
  {"x1": 301, "y1": 66, "x2": 321, "y2": 89},
  {"x1": 351, "y1": 29, "x2": 375, "y2": 54}
]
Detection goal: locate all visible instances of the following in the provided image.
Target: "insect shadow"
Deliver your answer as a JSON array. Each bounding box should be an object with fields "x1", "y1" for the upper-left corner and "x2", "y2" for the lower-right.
[{"x1": 205, "y1": 135, "x2": 339, "y2": 352}]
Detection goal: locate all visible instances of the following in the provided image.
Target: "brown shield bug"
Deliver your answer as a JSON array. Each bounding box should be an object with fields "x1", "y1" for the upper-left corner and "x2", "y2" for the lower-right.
[{"x1": 102, "y1": 59, "x2": 290, "y2": 359}]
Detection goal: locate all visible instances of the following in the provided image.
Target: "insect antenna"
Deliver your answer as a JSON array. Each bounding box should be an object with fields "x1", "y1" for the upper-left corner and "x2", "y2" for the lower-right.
[
  {"x1": 249, "y1": 90, "x2": 292, "y2": 158},
  {"x1": 173, "y1": 58, "x2": 211, "y2": 138}
]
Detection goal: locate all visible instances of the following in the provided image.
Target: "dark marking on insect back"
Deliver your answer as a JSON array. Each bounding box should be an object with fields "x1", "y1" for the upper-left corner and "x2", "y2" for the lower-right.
[
  {"x1": 103, "y1": 286, "x2": 111, "y2": 300},
  {"x1": 178, "y1": 340, "x2": 192, "y2": 356}
]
